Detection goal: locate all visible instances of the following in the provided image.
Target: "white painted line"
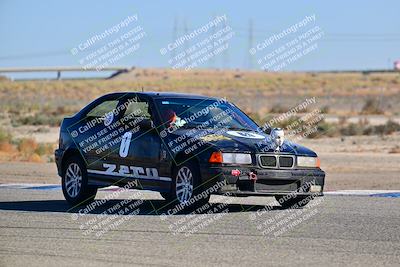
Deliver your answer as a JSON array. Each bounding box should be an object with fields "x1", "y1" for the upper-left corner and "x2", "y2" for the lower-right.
[
  {"x1": 0, "y1": 183, "x2": 142, "y2": 192},
  {"x1": 0, "y1": 183, "x2": 59, "y2": 188},
  {"x1": 325, "y1": 190, "x2": 400, "y2": 196},
  {"x1": 1, "y1": 184, "x2": 399, "y2": 197}
]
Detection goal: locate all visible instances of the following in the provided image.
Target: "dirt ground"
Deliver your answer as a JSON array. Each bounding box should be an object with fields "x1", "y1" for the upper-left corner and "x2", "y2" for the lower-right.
[{"x1": 0, "y1": 134, "x2": 399, "y2": 190}]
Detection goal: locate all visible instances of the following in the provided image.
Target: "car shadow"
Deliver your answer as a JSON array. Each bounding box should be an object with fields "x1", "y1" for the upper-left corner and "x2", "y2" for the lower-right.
[{"x1": 0, "y1": 199, "x2": 283, "y2": 216}]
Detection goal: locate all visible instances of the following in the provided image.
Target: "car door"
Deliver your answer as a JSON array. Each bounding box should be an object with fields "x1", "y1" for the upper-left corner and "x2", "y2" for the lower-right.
[
  {"x1": 71, "y1": 96, "x2": 122, "y2": 172},
  {"x1": 102, "y1": 95, "x2": 170, "y2": 190}
]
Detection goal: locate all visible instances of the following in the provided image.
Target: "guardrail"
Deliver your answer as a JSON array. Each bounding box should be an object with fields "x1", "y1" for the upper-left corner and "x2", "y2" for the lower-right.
[
  {"x1": 314, "y1": 69, "x2": 400, "y2": 74},
  {"x1": 0, "y1": 66, "x2": 133, "y2": 80}
]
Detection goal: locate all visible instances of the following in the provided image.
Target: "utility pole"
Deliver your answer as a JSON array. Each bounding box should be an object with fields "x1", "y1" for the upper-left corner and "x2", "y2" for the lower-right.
[
  {"x1": 222, "y1": 17, "x2": 229, "y2": 69},
  {"x1": 209, "y1": 15, "x2": 216, "y2": 69},
  {"x1": 247, "y1": 19, "x2": 255, "y2": 69},
  {"x1": 183, "y1": 18, "x2": 189, "y2": 70},
  {"x1": 171, "y1": 16, "x2": 178, "y2": 64}
]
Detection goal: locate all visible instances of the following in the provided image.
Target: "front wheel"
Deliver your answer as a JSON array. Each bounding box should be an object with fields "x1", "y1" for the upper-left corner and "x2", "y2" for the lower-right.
[
  {"x1": 160, "y1": 192, "x2": 172, "y2": 200},
  {"x1": 165, "y1": 162, "x2": 210, "y2": 211},
  {"x1": 62, "y1": 156, "x2": 97, "y2": 206},
  {"x1": 275, "y1": 195, "x2": 312, "y2": 209}
]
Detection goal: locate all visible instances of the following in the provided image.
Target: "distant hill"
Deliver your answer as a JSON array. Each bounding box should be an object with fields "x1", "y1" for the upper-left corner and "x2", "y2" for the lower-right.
[{"x1": 0, "y1": 75, "x2": 9, "y2": 81}]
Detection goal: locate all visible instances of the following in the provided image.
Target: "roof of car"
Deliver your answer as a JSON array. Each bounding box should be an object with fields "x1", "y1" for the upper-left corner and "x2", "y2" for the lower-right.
[{"x1": 103, "y1": 91, "x2": 221, "y2": 100}]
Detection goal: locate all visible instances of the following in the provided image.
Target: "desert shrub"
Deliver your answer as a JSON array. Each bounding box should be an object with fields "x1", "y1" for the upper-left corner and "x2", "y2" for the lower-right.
[
  {"x1": 34, "y1": 127, "x2": 50, "y2": 133},
  {"x1": 308, "y1": 120, "x2": 340, "y2": 138},
  {"x1": 28, "y1": 153, "x2": 42, "y2": 163},
  {"x1": 338, "y1": 116, "x2": 347, "y2": 125},
  {"x1": 17, "y1": 138, "x2": 38, "y2": 155},
  {"x1": 278, "y1": 116, "x2": 302, "y2": 130},
  {"x1": 0, "y1": 142, "x2": 16, "y2": 153},
  {"x1": 0, "y1": 128, "x2": 16, "y2": 153},
  {"x1": 35, "y1": 143, "x2": 54, "y2": 156},
  {"x1": 270, "y1": 104, "x2": 289, "y2": 113},
  {"x1": 340, "y1": 123, "x2": 364, "y2": 136},
  {"x1": 361, "y1": 98, "x2": 384, "y2": 114},
  {"x1": 320, "y1": 105, "x2": 330, "y2": 114},
  {"x1": 0, "y1": 127, "x2": 12, "y2": 143},
  {"x1": 261, "y1": 116, "x2": 301, "y2": 130},
  {"x1": 52, "y1": 105, "x2": 79, "y2": 116},
  {"x1": 12, "y1": 114, "x2": 63, "y2": 127},
  {"x1": 383, "y1": 120, "x2": 400, "y2": 133},
  {"x1": 389, "y1": 145, "x2": 400, "y2": 153},
  {"x1": 363, "y1": 120, "x2": 400, "y2": 135}
]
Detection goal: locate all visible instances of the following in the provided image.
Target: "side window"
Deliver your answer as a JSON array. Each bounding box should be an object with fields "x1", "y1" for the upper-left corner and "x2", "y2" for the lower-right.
[
  {"x1": 86, "y1": 100, "x2": 119, "y2": 119},
  {"x1": 123, "y1": 100, "x2": 151, "y2": 119}
]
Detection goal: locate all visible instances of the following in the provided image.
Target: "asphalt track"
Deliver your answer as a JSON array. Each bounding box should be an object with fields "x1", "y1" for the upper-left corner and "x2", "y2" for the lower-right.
[{"x1": 0, "y1": 186, "x2": 399, "y2": 267}]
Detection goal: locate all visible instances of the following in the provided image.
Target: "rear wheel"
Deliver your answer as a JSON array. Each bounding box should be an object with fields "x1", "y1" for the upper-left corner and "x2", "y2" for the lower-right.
[
  {"x1": 275, "y1": 195, "x2": 312, "y2": 209},
  {"x1": 62, "y1": 156, "x2": 97, "y2": 206}
]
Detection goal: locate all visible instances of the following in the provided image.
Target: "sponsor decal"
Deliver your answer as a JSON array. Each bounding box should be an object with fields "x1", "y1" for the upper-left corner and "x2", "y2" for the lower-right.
[
  {"x1": 200, "y1": 134, "x2": 231, "y2": 142},
  {"x1": 104, "y1": 112, "x2": 114, "y2": 126},
  {"x1": 87, "y1": 163, "x2": 171, "y2": 181},
  {"x1": 226, "y1": 130, "x2": 265, "y2": 139}
]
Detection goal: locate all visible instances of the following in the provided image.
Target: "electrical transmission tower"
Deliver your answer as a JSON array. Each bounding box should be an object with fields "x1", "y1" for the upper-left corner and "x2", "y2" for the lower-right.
[{"x1": 247, "y1": 19, "x2": 255, "y2": 69}]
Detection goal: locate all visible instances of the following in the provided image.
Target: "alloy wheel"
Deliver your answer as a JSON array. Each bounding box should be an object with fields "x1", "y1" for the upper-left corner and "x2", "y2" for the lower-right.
[
  {"x1": 175, "y1": 166, "x2": 194, "y2": 203},
  {"x1": 65, "y1": 163, "x2": 82, "y2": 198}
]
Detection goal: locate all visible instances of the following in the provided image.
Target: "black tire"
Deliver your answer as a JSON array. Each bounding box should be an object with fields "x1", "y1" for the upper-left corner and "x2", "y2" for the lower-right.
[
  {"x1": 275, "y1": 195, "x2": 312, "y2": 209},
  {"x1": 164, "y1": 161, "x2": 210, "y2": 212},
  {"x1": 62, "y1": 155, "x2": 97, "y2": 206},
  {"x1": 160, "y1": 192, "x2": 172, "y2": 200}
]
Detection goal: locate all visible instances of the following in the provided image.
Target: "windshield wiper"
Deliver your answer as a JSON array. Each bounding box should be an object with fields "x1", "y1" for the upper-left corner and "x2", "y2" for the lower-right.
[{"x1": 225, "y1": 127, "x2": 253, "y2": 131}]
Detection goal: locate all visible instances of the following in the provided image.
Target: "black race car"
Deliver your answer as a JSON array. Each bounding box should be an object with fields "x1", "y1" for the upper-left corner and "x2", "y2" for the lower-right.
[{"x1": 55, "y1": 92, "x2": 325, "y2": 209}]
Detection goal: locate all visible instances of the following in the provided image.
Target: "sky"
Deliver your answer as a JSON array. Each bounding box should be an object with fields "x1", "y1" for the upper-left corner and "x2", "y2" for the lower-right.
[{"x1": 0, "y1": 0, "x2": 399, "y2": 79}]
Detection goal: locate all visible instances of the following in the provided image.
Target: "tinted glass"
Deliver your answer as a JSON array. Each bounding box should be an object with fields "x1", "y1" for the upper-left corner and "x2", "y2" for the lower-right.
[{"x1": 155, "y1": 98, "x2": 260, "y2": 131}]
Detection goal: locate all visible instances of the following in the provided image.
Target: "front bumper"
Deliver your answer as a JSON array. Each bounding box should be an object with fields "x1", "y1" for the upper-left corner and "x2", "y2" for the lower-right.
[{"x1": 200, "y1": 165, "x2": 325, "y2": 197}]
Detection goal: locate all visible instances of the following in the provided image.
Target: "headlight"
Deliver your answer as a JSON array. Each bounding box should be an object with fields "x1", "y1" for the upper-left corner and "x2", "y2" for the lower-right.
[
  {"x1": 222, "y1": 153, "x2": 252, "y2": 164},
  {"x1": 297, "y1": 156, "x2": 320, "y2": 168},
  {"x1": 209, "y1": 152, "x2": 252, "y2": 164}
]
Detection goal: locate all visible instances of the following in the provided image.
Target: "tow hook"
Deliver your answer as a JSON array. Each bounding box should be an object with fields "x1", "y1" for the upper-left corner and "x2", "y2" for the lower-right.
[
  {"x1": 249, "y1": 171, "x2": 257, "y2": 192},
  {"x1": 249, "y1": 172, "x2": 257, "y2": 181}
]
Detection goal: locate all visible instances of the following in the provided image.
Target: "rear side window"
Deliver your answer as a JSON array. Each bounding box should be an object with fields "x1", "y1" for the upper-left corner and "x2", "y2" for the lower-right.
[
  {"x1": 86, "y1": 100, "x2": 119, "y2": 118},
  {"x1": 123, "y1": 100, "x2": 151, "y2": 119}
]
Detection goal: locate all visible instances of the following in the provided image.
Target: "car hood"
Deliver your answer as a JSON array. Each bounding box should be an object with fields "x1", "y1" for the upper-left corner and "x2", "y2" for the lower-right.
[{"x1": 168, "y1": 128, "x2": 317, "y2": 156}]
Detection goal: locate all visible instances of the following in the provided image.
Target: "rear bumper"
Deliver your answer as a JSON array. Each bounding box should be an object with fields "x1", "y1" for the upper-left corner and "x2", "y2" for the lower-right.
[
  {"x1": 54, "y1": 148, "x2": 64, "y2": 177},
  {"x1": 200, "y1": 165, "x2": 325, "y2": 196}
]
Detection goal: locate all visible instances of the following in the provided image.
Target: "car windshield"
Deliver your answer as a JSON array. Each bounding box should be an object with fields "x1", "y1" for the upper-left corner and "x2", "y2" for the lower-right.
[{"x1": 155, "y1": 97, "x2": 260, "y2": 131}]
